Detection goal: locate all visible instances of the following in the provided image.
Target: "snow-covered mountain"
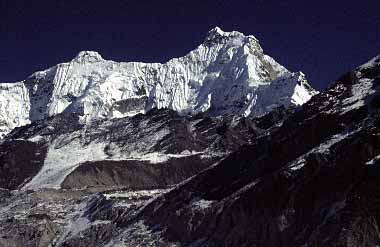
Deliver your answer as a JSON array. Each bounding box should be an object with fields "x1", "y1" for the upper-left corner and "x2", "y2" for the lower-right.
[
  {"x1": 1, "y1": 54, "x2": 379, "y2": 246},
  {"x1": 2, "y1": 24, "x2": 380, "y2": 246},
  {"x1": 0, "y1": 27, "x2": 322, "y2": 247},
  {"x1": 0, "y1": 27, "x2": 316, "y2": 138}
]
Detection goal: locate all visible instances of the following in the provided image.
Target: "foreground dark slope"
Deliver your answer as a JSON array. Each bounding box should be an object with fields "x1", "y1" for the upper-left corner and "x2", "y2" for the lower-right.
[
  {"x1": 117, "y1": 56, "x2": 380, "y2": 246},
  {"x1": 0, "y1": 100, "x2": 293, "y2": 247}
]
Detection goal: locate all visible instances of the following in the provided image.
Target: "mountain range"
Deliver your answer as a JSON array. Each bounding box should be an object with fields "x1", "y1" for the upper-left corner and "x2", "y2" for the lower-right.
[
  {"x1": 0, "y1": 28, "x2": 379, "y2": 247},
  {"x1": 0, "y1": 27, "x2": 315, "y2": 139}
]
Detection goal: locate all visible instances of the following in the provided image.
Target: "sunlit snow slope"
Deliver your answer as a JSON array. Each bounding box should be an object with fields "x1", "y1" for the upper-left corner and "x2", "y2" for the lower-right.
[{"x1": 0, "y1": 27, "x2": 317, "y2": 138}]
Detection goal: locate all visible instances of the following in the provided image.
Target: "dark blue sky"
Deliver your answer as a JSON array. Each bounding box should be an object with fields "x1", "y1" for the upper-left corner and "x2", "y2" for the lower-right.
[{"x1": 1, "y1": 0, "x2": 379, "y2": 90}]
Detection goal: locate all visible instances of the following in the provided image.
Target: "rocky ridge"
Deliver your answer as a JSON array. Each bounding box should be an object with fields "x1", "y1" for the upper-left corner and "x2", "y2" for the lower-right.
[
  {"x1": 118, "y1": 55, "x2": 380, "y2": 246},
  {"x1": 0, "y1": 27, "x2": 316, "y2": 138},
  {"x1": 0, "y1": 56, "x2": 378, "y2": 246}
]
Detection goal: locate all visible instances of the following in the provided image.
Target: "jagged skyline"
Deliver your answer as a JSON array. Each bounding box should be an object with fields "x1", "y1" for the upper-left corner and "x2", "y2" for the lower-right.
[{"x1": 1, "y1": 0, "x2": 379, "y2": 90}]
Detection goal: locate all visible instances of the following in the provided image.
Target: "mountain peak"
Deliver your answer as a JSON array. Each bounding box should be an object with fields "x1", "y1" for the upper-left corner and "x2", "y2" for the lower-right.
[
  {"x1": 72, "y1": 51, "x2": 104, "y2": 63},
  {"x1": 208, "y1": 26, "x2": 226, "y2": 36},
  {"x1": 358, "y1": 55, "x2": 380, "y2": 71},
  {"x1": 0, "y1": 28, "x2": 315, "y2": 138},
  {"x1": 204, "y1": 26, "x2": 258, "y2": 45}
]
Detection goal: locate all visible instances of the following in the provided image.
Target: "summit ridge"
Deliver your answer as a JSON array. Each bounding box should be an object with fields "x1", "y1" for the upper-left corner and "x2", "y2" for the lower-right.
[{"x1": 0, "y1": 27, "x2": 317, "y2": 138}]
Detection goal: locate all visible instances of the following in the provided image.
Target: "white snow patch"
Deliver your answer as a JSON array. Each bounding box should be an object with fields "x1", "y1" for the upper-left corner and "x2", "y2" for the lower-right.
[
  {"x1": 289, "y1": 158, "x2": 307, "y2": 171},
  {"x1": 22, "y1": 129, "x2": 202, "y2": 190},
  {"x1": 104, "y1": 189, "x2": 166, "y2": 200},
  {"x1": 313, "y1": 129, "x2": 360, "y2": 155},
  {"x1": 190, "y1": 198, "x2": 214, "y2": 210},
  {"x1": 358, "y1": 55, "x2": 380, "y2": 71},
  {"x1": 111, "y1": 109, "x2": 145, "y2": 119},
  {"x1": 291, "y1": 81, "x2": 314, "y2": 105},
  {"x1": 341, "y1": 78, "x2": 375, "y2": 114},
  {"x1": 366, "y1": 154, "x2": 380, "y2": 166},
  {"x1": 119, "y1": 150, "x2": 203, "y2": 164},
  {"x1": 28, "y1": 135, "x2": 45, "y2": 143},
  {"x1": 287, "y1": 129, "x2": 361, "y2": 171},
  {"x1": 23, "y1": 136, "x2": 108, "y2": 190}
]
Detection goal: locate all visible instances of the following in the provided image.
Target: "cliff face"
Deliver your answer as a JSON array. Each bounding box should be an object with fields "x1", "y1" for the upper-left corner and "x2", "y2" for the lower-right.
[{"x1": 0, "y1": 27, "x2": 315, "y2": 138}]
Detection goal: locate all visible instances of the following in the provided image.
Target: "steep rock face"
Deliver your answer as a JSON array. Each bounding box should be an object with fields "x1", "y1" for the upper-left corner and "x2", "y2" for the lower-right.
[
  {"x1": 60, "y1": 155, "x2": 216, "y2": 190},
  {"x1": 0, "y1": 140, "x2": 47, "y2": 190},
  {"x1": 0, "y1": 83, "x2": 30, "y2": 138},
  {"x1": 113, "y1": 56, "x2": 380, "y2": 246},
  {"x1": 0, "y1": 27, "x2": 316, "y2": 138}
]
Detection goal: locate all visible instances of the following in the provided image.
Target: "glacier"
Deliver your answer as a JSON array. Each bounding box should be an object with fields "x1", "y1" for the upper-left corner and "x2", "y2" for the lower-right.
[{"x1": 0, "y1": 27, "x2": 317, "y2": 138}]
